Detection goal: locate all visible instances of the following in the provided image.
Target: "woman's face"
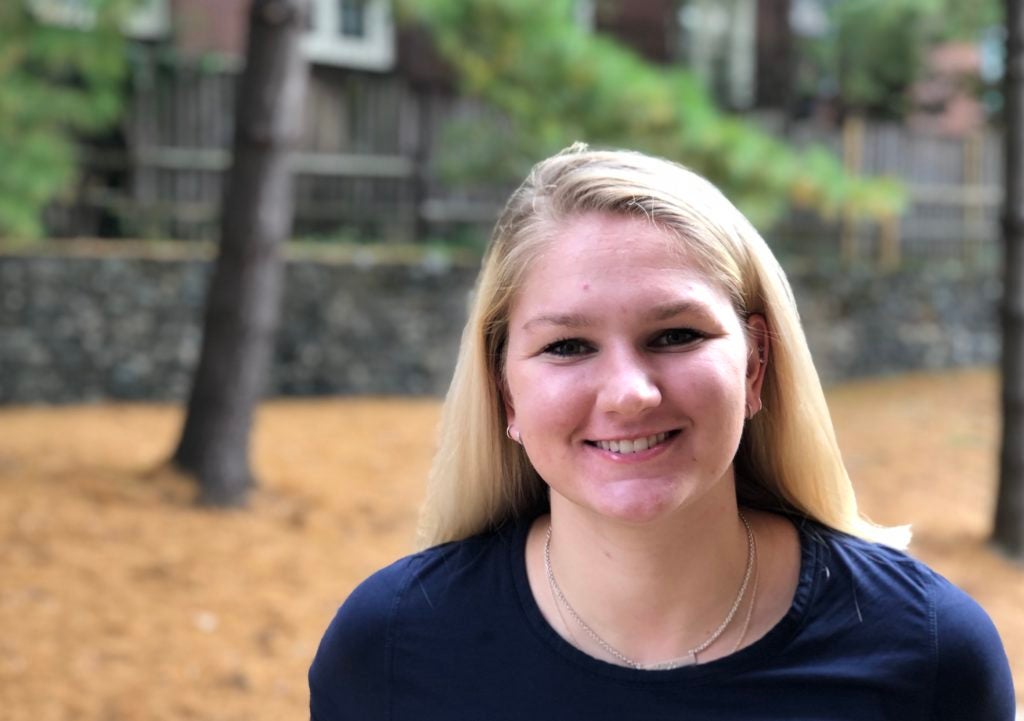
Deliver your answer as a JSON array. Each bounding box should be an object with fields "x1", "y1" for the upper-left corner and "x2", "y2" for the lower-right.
[{"x1": 503, "y1": 212, "x2": 765, "y2": 526}]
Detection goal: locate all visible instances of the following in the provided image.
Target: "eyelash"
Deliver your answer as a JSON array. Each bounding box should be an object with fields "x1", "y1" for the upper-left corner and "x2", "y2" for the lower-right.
[
  {"x1": 541, "y1": 329, "x2": 705, "y2": 357},
  {"x1": 651, "y1": 328, "x2": 705, "y2": 347},
  {"x1": 543, "y1": 338, "x2": 593, "y2": 357}
]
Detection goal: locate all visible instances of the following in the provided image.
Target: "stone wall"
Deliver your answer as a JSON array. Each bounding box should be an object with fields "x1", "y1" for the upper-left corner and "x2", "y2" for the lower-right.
[
  {"x1": 0, "y1": 246, "x2": 1000, "y2": 404},
  {"x1": 0, "y1": 246, "x2": 476, "y2": 403},
  {"x1": 790, "y1": 266, "x2": 1000, "y2": 385}
]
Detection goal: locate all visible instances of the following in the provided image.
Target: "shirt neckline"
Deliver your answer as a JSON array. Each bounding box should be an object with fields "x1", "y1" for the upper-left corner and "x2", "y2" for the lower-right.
[{"x1": 507, "y1": 512, "x2": 822, "y2": 684}]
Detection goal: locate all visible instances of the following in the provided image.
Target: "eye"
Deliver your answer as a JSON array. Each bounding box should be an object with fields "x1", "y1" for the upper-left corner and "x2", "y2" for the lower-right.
[
  {"x1": 542, "y1": 338, "x2": 593, "y2": 357},
  {"x1": 650, "y1": 328, "x2": 704, "y2": 348}
]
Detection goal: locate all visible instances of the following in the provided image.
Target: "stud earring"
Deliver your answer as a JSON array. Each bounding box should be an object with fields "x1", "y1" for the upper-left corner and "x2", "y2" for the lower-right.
[{"x1": 506, "y1": 424, "x2": 521, "y2": 444}]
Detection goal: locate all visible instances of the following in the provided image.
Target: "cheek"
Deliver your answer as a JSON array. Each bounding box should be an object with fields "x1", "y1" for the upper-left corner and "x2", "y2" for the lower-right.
[
  {"x1": 507, "y1": 367, "x2": 590, "y2": 434},
  {"x1": 669, "y1": 355, "x2": 747, "y2": 416}
]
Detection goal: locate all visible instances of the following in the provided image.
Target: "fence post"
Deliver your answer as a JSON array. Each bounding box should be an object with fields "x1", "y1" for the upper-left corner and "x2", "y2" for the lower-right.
[
  {"x1": 879, "y1": 213, "x2": 901, "y2": 270},
  {"x1": 963, "y1": 130, "x2": 985, "y2": 265},
  {"x1": 841, "y1": 114, "x2": 865, "y2": 265}
]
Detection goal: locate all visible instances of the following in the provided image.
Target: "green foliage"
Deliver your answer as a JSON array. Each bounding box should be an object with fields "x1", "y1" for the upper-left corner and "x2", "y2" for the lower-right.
[
  {"x1": 401, "y1": 0, "x2": 903, "y2": 229},
  {"x1": 835, "y1": 0, "x2": 927, "y2": 116},
  {"x1": 0, "y1": 0, "x2": 134, "y2": 240},
  {"x1": 931, "y1": 0, "x2": 1001, "y2": 42},
  {"x1": 801, "y1": 0, "x2": 1001, "y2": 117}
]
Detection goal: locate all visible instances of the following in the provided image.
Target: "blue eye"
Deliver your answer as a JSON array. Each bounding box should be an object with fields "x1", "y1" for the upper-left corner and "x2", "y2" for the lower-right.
[
  {"x1": 543, "y1": 338, "x2": 592, "y2": 357},
  {"x1": 651, "y1": 328, "x2": 703, "y2": 347}
]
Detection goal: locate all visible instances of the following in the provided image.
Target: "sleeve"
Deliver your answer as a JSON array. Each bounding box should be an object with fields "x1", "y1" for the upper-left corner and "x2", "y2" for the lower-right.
[
  {"x1": 929, "y1": 573, "x2": 1016, "y2": 721},
  {"x1": 308, "y1": 559, "x2": 414, "y2": 721}
]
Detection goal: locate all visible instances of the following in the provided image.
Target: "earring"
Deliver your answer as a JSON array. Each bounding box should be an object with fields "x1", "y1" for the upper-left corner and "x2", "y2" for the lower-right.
[{"x1": 506, "y1": 424, "x2": 521, "y2": 444}]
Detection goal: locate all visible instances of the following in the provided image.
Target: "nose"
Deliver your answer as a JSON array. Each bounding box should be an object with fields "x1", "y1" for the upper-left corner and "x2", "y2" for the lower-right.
[{"x1": 596, "y1": 349, "x2": 662, "y2": 417}]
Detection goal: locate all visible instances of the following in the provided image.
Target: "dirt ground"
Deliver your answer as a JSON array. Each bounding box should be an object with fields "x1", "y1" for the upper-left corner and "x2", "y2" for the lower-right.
[{"x1": 0, "y1": 367, "x2": 1020, "y2": 720}]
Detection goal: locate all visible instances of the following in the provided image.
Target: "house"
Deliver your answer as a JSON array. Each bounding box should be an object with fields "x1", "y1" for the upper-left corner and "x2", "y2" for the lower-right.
[
  {"x1": 909, "y1": 42, "x2": 989, "y2": 137},
  {"x1": 49, "y1": 0, "x2": 780, "y2": 241},
  {"x1": 170, "y1": 0, "x2": 396, "y2": 72}
]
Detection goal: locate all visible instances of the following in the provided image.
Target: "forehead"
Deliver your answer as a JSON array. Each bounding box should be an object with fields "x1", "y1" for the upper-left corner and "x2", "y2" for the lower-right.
[
  {"x1": 503, "y1": 212, "x2": 741, "y2": 334},
  {"x1": 520, "y1": 211, "x2": 717, "y2": 292}
]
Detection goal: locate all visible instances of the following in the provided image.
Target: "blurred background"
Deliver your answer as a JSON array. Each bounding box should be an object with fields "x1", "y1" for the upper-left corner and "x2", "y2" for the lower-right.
[{"x1": 0, "y1": 0, "x2": 1021, "y2": 719}]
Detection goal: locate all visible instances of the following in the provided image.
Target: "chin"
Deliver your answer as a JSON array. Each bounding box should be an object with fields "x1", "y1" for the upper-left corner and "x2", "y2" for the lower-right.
[{"x1": 585, "y1": 480, "x2": 693, "y2": 525}]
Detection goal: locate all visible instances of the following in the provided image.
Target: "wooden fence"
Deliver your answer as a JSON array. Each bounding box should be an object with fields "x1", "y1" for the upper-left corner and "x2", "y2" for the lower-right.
[
  {"x1": 53, "y1": 51, "x2": 1004, "y2": 268},
  {"x1": 780, "y1": 116, "x2": 1002, "y2": 268},
  {"x1": 52, "y1": 52, "x2": 512, "y2": 244}
]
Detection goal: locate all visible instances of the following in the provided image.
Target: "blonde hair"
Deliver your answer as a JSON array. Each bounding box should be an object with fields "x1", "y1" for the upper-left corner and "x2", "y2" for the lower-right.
[{"x1": 418, "y1": 145, "x2": 909, "y2": 549}]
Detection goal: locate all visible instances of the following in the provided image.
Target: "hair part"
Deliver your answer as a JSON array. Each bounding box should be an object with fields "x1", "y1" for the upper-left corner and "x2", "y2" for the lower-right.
[{"x1": 417, "y1": 144, "x2": 909, "y2": 550}]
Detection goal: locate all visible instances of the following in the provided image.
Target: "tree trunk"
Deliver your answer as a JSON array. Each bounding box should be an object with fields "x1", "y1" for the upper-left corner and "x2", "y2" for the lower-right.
[
  {"x1": 995, "y1": 0, "x2": 1024, "y2": 557},
  {"x1": 755, "y1": 0, "x2": 793, "y2": 111},
  {"x1": 173, "y1": 0, "x2": 308, "y2": 506}
]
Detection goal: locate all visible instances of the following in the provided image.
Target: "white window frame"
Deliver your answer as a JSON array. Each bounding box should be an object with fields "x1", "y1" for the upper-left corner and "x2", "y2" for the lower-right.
[
  {"x1": 303, "y1": 0, "x2": 395, "y2": 72},
  {"x1": 27, "y1": 0, "x2": 98, "y2": 28},
  {"x1": 27, "y1": 0, "x2": 169, "y2": 38},
  {"x1": 122, "y1": 0, "x2": 170, "y2": 39},
  {"x1": 678, "y1": 0, "x2": 757, "y2": 109}
]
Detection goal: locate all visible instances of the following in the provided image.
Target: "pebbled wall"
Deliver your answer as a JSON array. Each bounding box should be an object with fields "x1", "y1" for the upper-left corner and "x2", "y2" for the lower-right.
[{"x1": 0, "y1": 247, "x2": 999, "y2": 403}]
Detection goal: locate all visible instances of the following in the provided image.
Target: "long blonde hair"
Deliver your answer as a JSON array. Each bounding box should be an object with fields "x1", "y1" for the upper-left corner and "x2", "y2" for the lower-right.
[{"x1": 417, "y1": 145, "x2": 909, "y2": 549}]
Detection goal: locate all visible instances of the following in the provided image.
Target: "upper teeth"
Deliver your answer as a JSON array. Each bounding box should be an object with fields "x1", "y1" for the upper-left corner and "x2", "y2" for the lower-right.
[{"x1": 596, "y1": 432, "x2": 668, "y2": 454}]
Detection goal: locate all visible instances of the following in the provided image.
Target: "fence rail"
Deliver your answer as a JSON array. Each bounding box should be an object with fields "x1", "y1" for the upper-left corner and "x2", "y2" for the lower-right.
[{"x1": 53, "y1": 50, "x2": 1004, "y2": 268}]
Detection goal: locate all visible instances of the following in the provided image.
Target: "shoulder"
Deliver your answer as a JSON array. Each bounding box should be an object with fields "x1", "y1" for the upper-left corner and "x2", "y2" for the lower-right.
[
  {"x1": 793, "y1": 520, "x2": 936, "y2": 626},
  {"x1": 785, "y1": 520, "x2": 939, "y2": 665},
  {"x1": 309, "y1": 528, "x2": 517, "y2": 720},
  {"x1": 799, "y1": 519, "x2": 935, "y2": 598},
  {"x1": 308, "y1": 554, "x2": 421, "y2": 721},
  {"x1": 928, "y1": 572, "x2": 1016, "y2": 721},
  {"x1": 799, "y1": 521, "x2": 1015, "y2": 718}
]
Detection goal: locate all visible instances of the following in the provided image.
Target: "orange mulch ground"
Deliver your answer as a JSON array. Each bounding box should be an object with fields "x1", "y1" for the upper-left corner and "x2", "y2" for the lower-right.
[{"x1": 0, "y1": 367, "x2": 1021, "y2": 719}]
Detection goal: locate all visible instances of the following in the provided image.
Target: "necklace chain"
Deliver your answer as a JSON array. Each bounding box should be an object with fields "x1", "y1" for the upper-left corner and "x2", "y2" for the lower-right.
[
  {"x1": 730, "y1": 541, "x2": 759, "y2": 654},
  {"x1": 543, "y1": 512, "x2": 756, "y2": 670}
]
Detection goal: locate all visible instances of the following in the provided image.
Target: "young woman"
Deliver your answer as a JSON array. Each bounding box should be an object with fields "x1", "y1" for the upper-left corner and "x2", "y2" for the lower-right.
[{"x1": 310, "y1": 146, "x2": 1015, "y2": 719}]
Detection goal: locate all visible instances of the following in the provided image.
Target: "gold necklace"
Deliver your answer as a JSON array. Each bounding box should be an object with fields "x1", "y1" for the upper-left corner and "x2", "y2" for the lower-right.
[{"x1": 544, "y1": 512, "x2": 756, "y2": 670}]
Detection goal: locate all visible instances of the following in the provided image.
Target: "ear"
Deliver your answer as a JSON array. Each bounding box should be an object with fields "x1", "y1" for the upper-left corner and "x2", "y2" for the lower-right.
[
  {"x1": 500, "y1": 377, "x2": 516, "y2": 431},
  {"x1": 745, "y1": 314, "x2": 769, "y2": 409}
]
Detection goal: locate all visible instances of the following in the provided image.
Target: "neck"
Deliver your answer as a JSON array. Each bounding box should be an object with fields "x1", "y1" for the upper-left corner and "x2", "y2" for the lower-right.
[{"x1": 543, "y1": 494, "x2": 753, "y2": 666}]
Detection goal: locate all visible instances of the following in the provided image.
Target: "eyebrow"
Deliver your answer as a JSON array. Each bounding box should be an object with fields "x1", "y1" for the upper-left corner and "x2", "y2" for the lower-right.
[
  {"x1": 648, "y1": 300, "x2": 713, "y2": 321},
  {"x1": 522, "y1": 313, "x2": 594, "y2": 332},
  {"x1": 521, "y1": 300, "x2": 713, "y2": 332}
]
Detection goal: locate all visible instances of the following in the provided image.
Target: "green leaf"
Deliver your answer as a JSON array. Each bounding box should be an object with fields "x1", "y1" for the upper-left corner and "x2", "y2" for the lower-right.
[
  {"x1": 0, "y1": 0, "x2": 134, "y2": 239},
  {"x1": 401, "y1": 0, "x2": 905, "y2": 229}
]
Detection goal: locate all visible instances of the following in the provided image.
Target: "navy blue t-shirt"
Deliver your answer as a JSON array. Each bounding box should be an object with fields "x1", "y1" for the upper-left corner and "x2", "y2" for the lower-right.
[{"x1": 309, "y1": 516, "x2": 1015, "y2": 720}]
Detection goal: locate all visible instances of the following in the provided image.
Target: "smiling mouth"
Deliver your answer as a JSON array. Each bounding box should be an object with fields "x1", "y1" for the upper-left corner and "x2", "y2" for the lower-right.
[{"x1": 586, "y1": 431, "x2": 679, "y2": 455}]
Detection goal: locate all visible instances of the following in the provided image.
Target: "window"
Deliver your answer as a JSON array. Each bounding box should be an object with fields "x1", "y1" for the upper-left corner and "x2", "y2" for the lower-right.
[
  {"x1": 678, "y1": 0, "x2": 756, "y2": 109},
  {"x1": 305, "y1": 0, "x2": 395, "y2": 71},
  {"x1": 123, "y1": 0, "x2": 170, "y2": 39},
  {"x1": 339, "y1": 0, "x2": 366, "y2": 38},
  {"x1": 28, "y1": 0, "x2": 169, "y2": 37},
  {"x1": 27, "y1": 0, "x2": 97, "y2": 28}
]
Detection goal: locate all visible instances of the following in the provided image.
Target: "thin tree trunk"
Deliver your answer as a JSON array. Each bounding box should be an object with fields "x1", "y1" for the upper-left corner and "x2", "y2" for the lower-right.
[
  {"x1": 995, "y1": 0, "x2": 1024, "y2": 556},
  {"x1": 755, "y1": 0, "x2": 792, "y2": 112},
  {"x1": 173, "y1": 0, "x2": 308, "y2": 506}
]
